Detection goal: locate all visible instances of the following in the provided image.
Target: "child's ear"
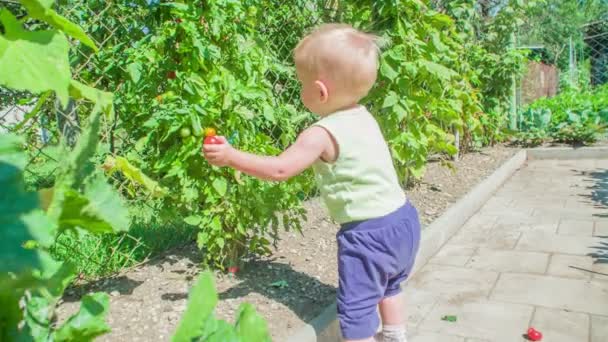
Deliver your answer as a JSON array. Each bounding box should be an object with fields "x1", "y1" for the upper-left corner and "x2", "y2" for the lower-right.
[{"x1": 315, "y1": 80, "x2": 329, "y2": 103}]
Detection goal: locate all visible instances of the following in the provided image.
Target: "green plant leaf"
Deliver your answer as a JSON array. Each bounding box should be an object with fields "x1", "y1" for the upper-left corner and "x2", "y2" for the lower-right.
[
  {"x1": 0, "y1": 9, "x2": 71, "y2": 106},
  {"x1": 235, "y1": 303, "x2": 271, "y2": 342},
  {"x1": 107, "y1": 156, "x2": 167, "y2": 197},
  {"x1": 53, "y1": 293, "x2": 111, "y2": 342},
  {"x1": 57, "y1": 174, "x2": 129, "y2": 234},
  {"x1": 419, "y1": 60, "x2": 457, "y2": 81},
  {"x1": 23, "y1": 295, "x2": 53, "y2": 341},
  {"x1": 212, "y1": 178, "x2": 227, "y2": 196},
  {"x1": 184, "y1": 215, "x2": 202, "y2": 226},
  {"x1": 172, "y1": 272, "x2": 218, "y2": 342},
  {"x1": 20, "y1": 0, "x2": 99, "y2": 51},
  {"x1": 126, "y1": 63, "x2": 142, "y2": 84},
  {"x1": 0, "y1": 134, "x2": 56, "y2": 281},
  {"x1": 69, "y1": 80, "x2": 114, "y2": 118},
  {"x1": 234, "y1": 106, "x2": 256, "y2": 119},
  {"x1": 380, "y1": 60, "x2": 399, "y2": 81},
  {"x1": 383, "y1": 91, "x2": 399, "y2": 108}
]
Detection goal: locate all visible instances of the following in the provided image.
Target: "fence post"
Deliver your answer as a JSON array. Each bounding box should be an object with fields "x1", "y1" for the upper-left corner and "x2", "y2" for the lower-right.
[
  {"x1": 509, "y1": 31, "x2": 518, "y2": 131},
  {"x1": 569, "y1": 35, "x2": 576, "y2": 86}
]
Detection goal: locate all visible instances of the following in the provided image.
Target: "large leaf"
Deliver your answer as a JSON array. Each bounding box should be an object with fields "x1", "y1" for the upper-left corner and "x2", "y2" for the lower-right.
[
  {"x1": 53, "y1": 292, "x2": 111, "y2": 342},
  {"x1": 0, "y1": 134, "x2": 58, "y2": 341},
  {"x1": 49, "y1": 104, "x2": 103, "y2": 218},
  {"x1": 23, "y1": 295, "x2": 54, "y2": 341},
  {"x1": 20, "y1": 0, "x2": 99, "y2": 51},
  {"x1": 105, "y1": 156, "x2": 167, "y2": 197},
  {"x1": 172, "y1": 272, "x2": 218, "y2": 342},
  {"x1": 419, "y1": 60, "x2": 458, "y2": 81},
  {"x1": 0, "y1": 134, "x2": 56, "y2": 279},
  {"x1": 57, "y1": 174, "x2": 129, "y2": 234},
  {"x1": 235, "y1": 303, "x2": 271, "y2": 342},
  {"x1": 69, "y1": 80, "x2": 114, "y2": 118},
  {"x1": 0, "y1": 10, "x2": 71, "y2": 106}
]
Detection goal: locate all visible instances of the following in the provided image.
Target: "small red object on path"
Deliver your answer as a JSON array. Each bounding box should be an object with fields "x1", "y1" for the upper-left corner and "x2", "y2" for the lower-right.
[
  {"x1": 228, "y1": 266, "x2": 239, "y2": 275},
  {"x1": 527, "y1": 327, "x2": 543, "y2": 341}
]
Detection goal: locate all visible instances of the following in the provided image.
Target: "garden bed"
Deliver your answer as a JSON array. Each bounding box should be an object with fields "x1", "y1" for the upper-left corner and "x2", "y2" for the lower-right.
[{"x1": 56, "y1": 146, "x2": 518, "y2": 342}]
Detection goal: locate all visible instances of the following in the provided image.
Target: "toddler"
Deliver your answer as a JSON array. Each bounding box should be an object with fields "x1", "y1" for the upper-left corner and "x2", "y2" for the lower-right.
[{"x1": 202, "y1": 23, "x2": 420, "y2": 342}]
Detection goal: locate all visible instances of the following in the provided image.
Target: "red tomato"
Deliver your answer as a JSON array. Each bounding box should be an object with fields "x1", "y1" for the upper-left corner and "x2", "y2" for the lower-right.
[
  {"x1": 204, "y1": 136, "x2": 222, "y2": 145},
  {"x1": 527, "y1": 328, "x2": 543, "y2": 341}
]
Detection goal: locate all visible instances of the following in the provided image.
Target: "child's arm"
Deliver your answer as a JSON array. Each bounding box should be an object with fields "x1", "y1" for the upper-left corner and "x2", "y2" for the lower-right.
[{"x1": 202, "y1": 126, "x2": 333, "y2": 181}]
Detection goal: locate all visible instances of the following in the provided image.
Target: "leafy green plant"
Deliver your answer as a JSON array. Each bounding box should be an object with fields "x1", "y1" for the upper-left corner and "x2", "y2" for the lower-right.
[
  {"x1": 172, "y1": 271, "x2": 271, "y2": 342},
  {"x1": 0, "y1": 0, "x2": 129, "y2": 340},
  {"x1": 65, "y1": 0, "x2": 312, "y2": 269},
  {"x1": 512, "y1": 128, "x2": 549, "y2": 147},
  {"x1": 552, "y1": 121, "x2": 605, "y2": 145},
  {"x1": 340, "y1": 1, "x2": 479, "y2": 183},
  {"x1": 520, "y1": 85, "x2": 608, "y2": 145}
]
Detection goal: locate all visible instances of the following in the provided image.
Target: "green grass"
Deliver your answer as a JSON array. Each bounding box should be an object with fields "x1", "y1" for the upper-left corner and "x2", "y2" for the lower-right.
[{"x1": 51, "y1": 208, "x2": 197, "y2": 279}]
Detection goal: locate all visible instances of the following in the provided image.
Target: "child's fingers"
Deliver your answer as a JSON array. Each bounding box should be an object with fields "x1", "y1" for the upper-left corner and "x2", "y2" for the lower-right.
[{"x1": 202, "y1": 145, "x2": 222, "y2": 153}]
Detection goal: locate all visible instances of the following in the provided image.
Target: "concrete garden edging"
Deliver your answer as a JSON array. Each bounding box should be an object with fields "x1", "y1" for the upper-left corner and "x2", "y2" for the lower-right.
[
  {"x1": 526, "y1": 145, "x2": 608, "y2": 160},
  {"x1": 286, "y1": 146, "x2": 606, "y2": 342}
]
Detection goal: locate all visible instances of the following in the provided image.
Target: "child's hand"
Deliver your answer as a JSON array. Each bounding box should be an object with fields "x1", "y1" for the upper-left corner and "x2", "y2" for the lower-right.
[{"x1": 202, "y1": 136, "x2": 233, "y2": 167}]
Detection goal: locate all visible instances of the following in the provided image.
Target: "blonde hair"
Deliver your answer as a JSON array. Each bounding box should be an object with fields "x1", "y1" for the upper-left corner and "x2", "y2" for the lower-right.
[{"x1": 294, "y1": 23, "x2": 381, "y2": 101}]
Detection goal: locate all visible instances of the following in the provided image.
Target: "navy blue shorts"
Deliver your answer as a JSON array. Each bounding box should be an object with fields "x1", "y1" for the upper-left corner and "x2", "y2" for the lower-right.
[{"x1": 336, "y1": 201, "x2": 421, "y2": 340}]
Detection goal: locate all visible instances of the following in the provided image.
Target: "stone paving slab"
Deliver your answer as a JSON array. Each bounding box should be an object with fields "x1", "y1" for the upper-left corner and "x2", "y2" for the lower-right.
[
  {"x1": 410, "y1": 332, "x2": 465, "y2": 342},
  {"x1": 515, "y1": 231, "x2": 603, "y2": 255},
  {"x1": 405, "y1": 159, "x2": 608, "y2": 342},
  {"x1": 591, "y1": 315, "x2": 608, "y2": 342},
  {"x1": 530, "y1": 307, "x2": 589, "y2": 342},
  {"x1": 558, "y1": 219, "x2": 595, "y2": 236},
  {"x1": 596, "y1": 221, "x2": 608, "y2": 236},
  {"x1": 547, "y1": 254, "x2": 594, "y2": 279},
  {"x1": 465, "y1": 249, "x2": 549, "y2": 274},
  {"x1": 407, "y1": 265, "x2": 498, "y2": 301},
  {"x1": 428, "y1": 244, "x2": 476, "y2": 267},
  {"x1": 490, "y1": 273, "x2": 608, "y2": 315},
  {"x1": 416, "y1": 300, "x2": 533, "y2": 342}
]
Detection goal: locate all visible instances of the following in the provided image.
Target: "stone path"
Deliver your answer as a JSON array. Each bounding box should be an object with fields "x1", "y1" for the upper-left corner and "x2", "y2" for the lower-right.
[{"x1": 405, "y1": 159, "x2": 608, "y2": 342}]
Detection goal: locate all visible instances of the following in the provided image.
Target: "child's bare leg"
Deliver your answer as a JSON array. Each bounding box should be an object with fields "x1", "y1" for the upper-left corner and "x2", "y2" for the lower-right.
[
  {"x1": 379, "y1": 293, "x2": 405, "y2": 325},
  {"x1": 378, "y1": 293, "x2": 407, "y2": 342}
]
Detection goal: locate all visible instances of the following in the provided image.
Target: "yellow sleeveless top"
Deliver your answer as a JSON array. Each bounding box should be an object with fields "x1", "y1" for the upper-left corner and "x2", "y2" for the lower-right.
[{"x1": 312, "y1": 106, "x2": 406, "y2": 224}]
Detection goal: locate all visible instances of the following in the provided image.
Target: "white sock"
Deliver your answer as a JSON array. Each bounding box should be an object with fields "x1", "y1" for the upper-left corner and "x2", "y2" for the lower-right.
[{"x1": 381, "y1": 324, "x2": 407, "y2": 342}]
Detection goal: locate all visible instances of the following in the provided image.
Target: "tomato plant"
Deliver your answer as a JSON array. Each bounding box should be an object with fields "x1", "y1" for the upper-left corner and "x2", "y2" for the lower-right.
[{"x1": 73, "y1": 0, "x2": 308, "y2": 269}]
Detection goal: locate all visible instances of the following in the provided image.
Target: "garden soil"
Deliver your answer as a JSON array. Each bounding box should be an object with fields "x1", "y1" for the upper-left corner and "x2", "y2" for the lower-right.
[{"x1": 56, "y1": 146, "x2": 518, "y2": 342}]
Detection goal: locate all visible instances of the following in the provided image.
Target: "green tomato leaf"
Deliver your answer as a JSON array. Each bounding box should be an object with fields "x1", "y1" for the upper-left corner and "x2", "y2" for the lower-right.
[
  {"x1": 419, "y1": 60, "x2": 457, "y2": 81},
  {"x1": 380, "y1": 60, "x2": 399, "y2": 81},
  {"x1": 0, "y1": 10, "x2": 71, "y2": 106},
  {"x1": 172, "y1": 272, "x2": 218, "y2": 342},
  {"x1": 20, "y1": 0, "x2": 99, "y2": 51},
  {"x1": 212, "y1": 178, "x2": 227, "y2": 196},
  {"x1": 235, "y1": 303, "x2": 271, "y2": 342},
  {"x1": 53, "y1": 292, "x2": 111, "y2": 342},
  {"x1": 69, "y1": 80, "x2": 114, "y2": 118},
  {"x1": 126, "y1": 62, "x2": 142, "y2": 84},
  {"x1": 184, "y1": 215, "x2": 202, "y2": 226},
  {"x1": 108, "y1": 156, "x2": 167, "y2": 197},
  {"x1": 382, "y1": 91, "x2": 399, "y2": 109},
  {"x1": 234, "y1": 106, "x2": 256, "y2": 120},
  {"x1": 262, "y1": 103, "x2": 276, "y2": 123}
]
